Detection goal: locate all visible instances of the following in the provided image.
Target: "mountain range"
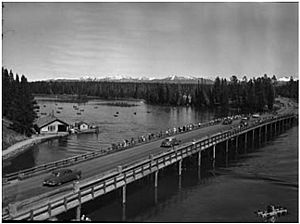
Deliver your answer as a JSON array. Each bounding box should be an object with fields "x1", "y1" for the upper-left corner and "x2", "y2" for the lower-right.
[{"x1": 47, "y1": 75, "x2": 214, "y2": 84}]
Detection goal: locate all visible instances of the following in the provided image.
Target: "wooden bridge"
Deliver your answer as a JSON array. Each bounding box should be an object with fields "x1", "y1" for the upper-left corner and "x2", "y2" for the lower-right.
[{"x1": 2, "y1": 113, "x2": 296, "y2": 221}]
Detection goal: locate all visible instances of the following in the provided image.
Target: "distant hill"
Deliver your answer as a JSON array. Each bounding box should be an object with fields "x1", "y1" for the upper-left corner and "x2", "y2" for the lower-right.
[{"x1": 46, "y1": 75, "x2": 214, "y2": 84}]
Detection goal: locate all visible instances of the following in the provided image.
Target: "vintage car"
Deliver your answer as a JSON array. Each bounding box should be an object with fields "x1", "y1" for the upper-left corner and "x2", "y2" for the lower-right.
[
  {"x1": 222, "y1": 117, "x2": 233, "y2": 125},
  {"x1": 43, "y1": 169, "x2": 81, "y2": 186},
  {"x1": 160, "y1": 137, "x2": 180, "y2": 147}
]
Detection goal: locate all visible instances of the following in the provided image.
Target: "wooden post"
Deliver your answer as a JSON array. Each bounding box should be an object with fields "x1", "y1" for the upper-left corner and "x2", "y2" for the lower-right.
[
  {"x1": 122, "y1": 185, "x2": 126, "y2": 205},
  {"x1": 212, "y1": 145, "x2": 216, "y2": 169},
  {"x1": 178, "y1": 159, "x2": 182, "y2": 176},
  {"x1": 270, "y1": 122, "x2": 273, "y2": 139},
  {"x1": 225, "y1": 140, "x2": 229, "y2": 167},
  {"x1": 154, "y1": 170, "x2": 158, "y2": 188},
  {"x1": 258, "y1": 127, "x2": 261, "y2": 146},
  {"x1": 235, "y1": 136, "x2": 238, "y2": 154},
  {"x1": 244, "y1": 132, "x2": 247, "y2": 152},
  {"x1": 76, "y1": 192, "x2": 81, "y2": 221},
  {"x1": 198, "y1": 150, "x2": 201, "y2": 167},
  {"x1": 76, "y1": 204, "x2": 81, "y2": 221},
  {"x1": 252, "y1": 129, "x2": 255, "y2": 149},
  {"x1": 154, "y1": 186, "x2": 158, "y2": 204},
  {"x1": 122, "y1": 203, "x2": 126, "y2": 221},
  {"x1": 265, "y1": 125, "x2": 267, "y2": 142},
  {"x1": 274, "y1": 122, "x2": 277, "y2": 136}
]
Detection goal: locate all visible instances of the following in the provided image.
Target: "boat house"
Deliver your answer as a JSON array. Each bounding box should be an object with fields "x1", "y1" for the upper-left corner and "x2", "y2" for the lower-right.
[
  {"x1": 35, "y1": 115, "x2": 69, "y2": 134},
  {"x1": 75, "y1": 121, "x2": 89, "y2": 131}
]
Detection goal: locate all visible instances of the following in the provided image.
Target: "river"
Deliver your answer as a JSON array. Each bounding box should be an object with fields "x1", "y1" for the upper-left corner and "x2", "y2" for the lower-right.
[{"x1": 4, "y1": 98, "x2": 229, "y2": 174}]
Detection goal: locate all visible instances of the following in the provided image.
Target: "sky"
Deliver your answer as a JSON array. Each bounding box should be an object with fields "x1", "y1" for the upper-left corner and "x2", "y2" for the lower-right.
[{"x1": 2, "y1": 2, "x2": 298, "y2": 81}]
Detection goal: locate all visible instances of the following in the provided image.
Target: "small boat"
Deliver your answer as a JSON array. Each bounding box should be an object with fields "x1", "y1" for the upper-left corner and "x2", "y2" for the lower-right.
[
  {"x1": 255, "y1": 205, "x2": 288, "y2": 222},
  {"x1": 43, "y1": 105, "x2": 46, "y2": 107},
  {"x1": 133, "y1": 112, "x2": 137, "y2": 115},
  {"x1": 80, "y1": 109, "x2": 84, "y2": 112},
  {"x1": 147, "y1": 111, "x2": 151, "y2": 113},
  {"x1": 116, "y1": 112, "x2": 119, "y2": 114},
  {"x1": 77, "y1": 112, "x2": 81, "y2": 115},
  {"x1": 56, "y1": 111, "x2": 61, "y2": 114},
  {"x1": 114, "y1": 114, "x2": 118, "y2": 117},
  {"x1": 94, "y1": 106, "x2": 98, "y2": 109}
]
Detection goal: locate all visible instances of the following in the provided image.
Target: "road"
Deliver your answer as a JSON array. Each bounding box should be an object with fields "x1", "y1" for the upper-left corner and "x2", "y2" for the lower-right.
[{"x1": 3, "y1": 97, "x2": 297, "y2": 209}]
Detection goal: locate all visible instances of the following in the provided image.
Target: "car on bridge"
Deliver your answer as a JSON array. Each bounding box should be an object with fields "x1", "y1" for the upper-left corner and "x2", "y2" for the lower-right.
[
  {"x1": 222, "y1": 117, "x2": 233, "y2": 125},
  {"x1": 43, "y1": 169, "x2": 81, "y2": 186},
  {"x1": 160, "y1": 137, "x2": 180, "y2": 147}
]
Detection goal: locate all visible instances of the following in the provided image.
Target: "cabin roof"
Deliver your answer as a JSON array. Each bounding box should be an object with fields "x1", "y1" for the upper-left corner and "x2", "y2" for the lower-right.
[
  {"x1": 35, "y1": 115, "x2": 69, "y2": 129},
  {"x1": 77, "y1": 121, "x2": 88, "y2": 125}
]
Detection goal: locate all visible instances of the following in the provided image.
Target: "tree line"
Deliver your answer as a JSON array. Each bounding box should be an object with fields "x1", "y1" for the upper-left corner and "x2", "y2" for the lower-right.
[
  {"x1": 275, "y1": 77, "x2": 298, "y2": 100},
  {"x1": 2, "y1": 68, "x2": 38, "y2": 136},
  {"x1": 30, "y1": 74, "x2": 278, "y2": 112}
]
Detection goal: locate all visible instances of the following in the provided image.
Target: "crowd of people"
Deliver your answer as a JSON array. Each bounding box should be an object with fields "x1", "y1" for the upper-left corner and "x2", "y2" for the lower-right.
[{"x1": 109, "y1": 117, "x2": 229, "y2": 151}]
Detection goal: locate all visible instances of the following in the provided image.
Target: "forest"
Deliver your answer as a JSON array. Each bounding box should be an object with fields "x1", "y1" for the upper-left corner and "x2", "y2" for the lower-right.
[
  {"x1": 2, "y1": 68, "x2": 38, "y2": 136},
  {"x1": 30, "y1": 74, "x2": 279, "y2": 112},
  {"x1": 3, "y1": 67, "x2": 298, "y2": 136}
]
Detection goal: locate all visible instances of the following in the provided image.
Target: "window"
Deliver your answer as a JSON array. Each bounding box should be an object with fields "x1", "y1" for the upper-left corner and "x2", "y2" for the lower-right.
[{"x1": 48, "y1": 125, "x2": 56, "y2": 131}]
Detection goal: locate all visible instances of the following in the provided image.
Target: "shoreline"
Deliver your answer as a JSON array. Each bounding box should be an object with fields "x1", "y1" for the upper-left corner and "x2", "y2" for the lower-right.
[
  {"x1": 2, "y1": 97, "x2": 297, "y2": 169},
  {"x1": 2, "y1": 133, "x2": 69, "y2": 162}
]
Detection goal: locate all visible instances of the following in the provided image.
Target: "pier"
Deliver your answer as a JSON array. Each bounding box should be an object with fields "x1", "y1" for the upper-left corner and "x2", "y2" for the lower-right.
[{"x1": 2, "y1": 113, "x2": 296, "y2": 221}]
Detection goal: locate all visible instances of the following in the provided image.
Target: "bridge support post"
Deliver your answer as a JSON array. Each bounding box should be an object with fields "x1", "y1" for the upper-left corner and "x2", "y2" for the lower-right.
[
  {"x1": 235, "y1": 136, "x2": 238, "y2": 155},
  {"x1": 274, "y1": 122, "x2": 277, "y2": 136},
  {"x1": 154, "y1": 171, "x2": 158, "y2": 188},
  {"x1": 212, "y1": 145, "x2": 216, "y2": 169},
  {"x1": 225, "y1": 140, "x2": 229, "y2": 167},
  {"x1": 178, "y1": 159, "x2": 182, "y2": 176},
  {"x1": 198, "y1": 150, "x2": 201, "y2": 167},
  {"x1": 122, "y1": 204, "x2": 126, "y2": 221},
  {"x1": 244, "y1": 133, "x2": 247, "y2": 153},
  {"x1": 252, "y1": 129, "x2": 255, "y2": 149},
  {"x1": 122, "y1": 185, "x2": 126, "y2": 205},
  {"x1": 265, "y1": 125, "x2": 267, "y2": 142},
  {"x1": 76, "y1": 204, "x2": 81, "y2": 221},
  {"x1": 270, "y1": 123, "x2": 273, "y2": 139},
  {"x1": 258, "y1": 127, "x2": 261, "y2": 146}
]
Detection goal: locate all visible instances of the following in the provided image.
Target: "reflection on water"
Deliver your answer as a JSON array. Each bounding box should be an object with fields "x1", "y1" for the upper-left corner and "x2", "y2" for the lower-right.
[{"x1": 4, "y1": 99, "x2": 228, "y2": 174}]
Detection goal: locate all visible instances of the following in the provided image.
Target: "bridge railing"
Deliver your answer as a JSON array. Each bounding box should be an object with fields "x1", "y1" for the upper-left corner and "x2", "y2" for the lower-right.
[
  {"x1": 4, "y1": 113, "x2": 295, "y2": 220},
  {"x1": 3, "y1": 116, "x2": 226, "y2": 184}
]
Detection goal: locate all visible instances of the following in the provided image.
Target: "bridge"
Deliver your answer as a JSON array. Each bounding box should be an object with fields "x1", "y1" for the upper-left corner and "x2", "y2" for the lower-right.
[{"x1": 2, "y1": 105, "x2": 297, "y2": 221}]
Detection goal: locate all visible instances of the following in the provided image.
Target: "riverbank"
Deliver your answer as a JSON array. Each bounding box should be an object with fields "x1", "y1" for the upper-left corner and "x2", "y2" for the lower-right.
[{"x1": 2, "y1": 133, "x2": 69, "y2": 161}]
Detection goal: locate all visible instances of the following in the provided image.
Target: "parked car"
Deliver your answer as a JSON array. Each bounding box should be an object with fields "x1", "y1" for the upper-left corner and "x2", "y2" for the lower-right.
[
  {"x1": 43, "y1": 169, "x2": 81, "y2": 186},
  {"x1": 161, "y1": 137, "x2": 180, "y2": 147}
]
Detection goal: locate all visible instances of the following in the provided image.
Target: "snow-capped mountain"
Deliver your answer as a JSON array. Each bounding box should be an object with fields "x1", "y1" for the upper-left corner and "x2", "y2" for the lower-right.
[{"x1": 47, "y1": 74, "x2": 213, "y2": 84}]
